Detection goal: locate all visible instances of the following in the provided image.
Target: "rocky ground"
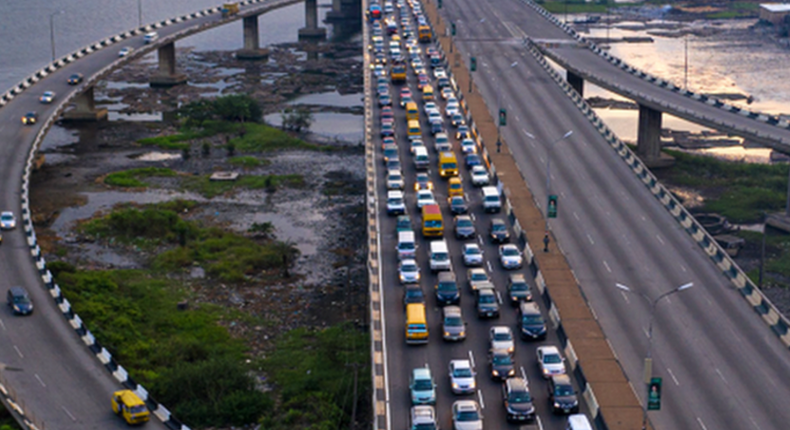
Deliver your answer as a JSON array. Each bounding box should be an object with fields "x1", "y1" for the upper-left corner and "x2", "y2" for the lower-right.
[{"x1": 30, "y1": 39, "x2": 369, "y2": 376}]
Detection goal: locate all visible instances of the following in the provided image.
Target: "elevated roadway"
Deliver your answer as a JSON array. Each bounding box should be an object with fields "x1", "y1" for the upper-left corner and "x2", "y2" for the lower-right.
[
  {"x1": 0, "y1": 0, "x2": 310, "y2": 428},
  {"x1": 439, "y1": 0, "x2": 790, "y2": 429}
]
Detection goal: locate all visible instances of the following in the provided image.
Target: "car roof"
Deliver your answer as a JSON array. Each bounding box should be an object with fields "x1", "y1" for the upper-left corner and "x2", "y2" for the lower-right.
[
  {"x1": 539, "y1": 345, "x2": 560, "y2": 355},
  {"x1": 413, "y1": 367, "x2": 431, "y2": 378},
  {"x1": 444, "y1": 306, "x2": 462, "y2": 317},
  {"x1": 552, "y1": 374, "x2": 573, "y2": 385},
  {"x1": 492, "y1": 326, "x2": 510, "y2": 334},
  {"x1": 509, "y1": 273, "x2": 527, "y2": 282},
  {"x1": 454, "y1": 400, "x2": 478, "y2": 410},
  {"x1": 437, "y1": 271, "x2": 456, "y2": 281},
  {"x1": 520, "y1": 301, "x2": 541, "y2": 314},
  {"x1": 9, "y1": 286, "x2": 27, "y2": 296},
  {"x1": 450, "y1": 358, "x2": 471, "y2": 368},
  {"x1": 506, "y1": 377, "x2": 529, "y2": 392}
]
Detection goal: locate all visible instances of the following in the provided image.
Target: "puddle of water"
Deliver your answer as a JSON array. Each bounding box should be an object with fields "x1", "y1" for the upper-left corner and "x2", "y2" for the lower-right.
[
  {"x1": 190, "y1": 80, "x2": 235, "y2": 93},
  {"x1": 264, "y1": 111, "x2": 363, "y2": 142},
  {"x1": 39, "y1": 125, "x2": 79, "y2": 152},
  {"x1": 104, "y1": 81, "x2": 150, "y2": 90},
  {"x1": 133, "y1": 152, "x2": 182, "y2": 162},
  {"x1": 289, "y1": 91, "x2": 364, "y2": 108},
  {"x1": 691, "y1": 146, "x2": 774, "y2": 163},
  {"x1": 109, "y1": 111, "x2": 164, "y2": 122}
]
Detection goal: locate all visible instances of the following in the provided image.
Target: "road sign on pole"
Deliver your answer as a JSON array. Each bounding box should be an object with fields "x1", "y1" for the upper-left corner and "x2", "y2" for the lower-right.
[
  {"x1": 498, "y1": 108, "x2": 507, "y2": 126},
  {"x1": 438, "y1": 0, "x2": 442, "y2": 8},
  {"x1": 451, "y1": 22, "x2": 456, "y2": 36},
  {"x1": 470, "y1": 56, "x2": 477, "y2": 72},
  {"x1": 548, "y1": 195, "x2": 558, "y2": 218},
  {"x1": 647, "y1": 377, "x2": 662, "y2": 410}
]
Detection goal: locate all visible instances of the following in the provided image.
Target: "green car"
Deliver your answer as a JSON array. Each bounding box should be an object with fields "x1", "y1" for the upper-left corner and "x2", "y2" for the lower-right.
[{"x1": 396, "y1": 215, "x2": 412, "y2": 232}]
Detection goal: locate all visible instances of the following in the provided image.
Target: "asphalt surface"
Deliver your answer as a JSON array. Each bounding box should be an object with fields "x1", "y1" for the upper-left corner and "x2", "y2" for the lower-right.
[
  {"x1": 370, "y1": 4, "x2": 587, "y2": 430},
  {"x1": 0, "y1": 1, "x2": 299, "y2": 428},
  {"x1": 440, "y1": 0, "x2": 790, "y2": 429}
]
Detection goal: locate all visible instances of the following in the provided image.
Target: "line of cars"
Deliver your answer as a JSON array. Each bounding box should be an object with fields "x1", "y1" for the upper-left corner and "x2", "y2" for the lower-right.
[{"x1": 371, "y1": 2, "x2": 585, "y2": 429}]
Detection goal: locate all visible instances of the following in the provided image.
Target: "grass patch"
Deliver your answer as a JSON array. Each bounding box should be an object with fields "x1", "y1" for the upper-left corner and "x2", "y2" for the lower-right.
[
  {"x1": 138, "y1": 120, "x2": 241, "y2": 150},
  {"x1": 228, "y1": 156, "x2": 269, "y2": 168},
  {"x1": 662, "y1": 150, "x2": 789, "y2": 223},
  {"x1": 55, "y1": 269, "x2": 271, "y2": 427},
  {"x1": 105, "y1": 167, "x2": 177, "y2": 188},
  {"x1": 259, "y1": 324, "x2": 370, "y2": 430},
  {"x1": 183, "y1": 173, "x2": 304, "y2": 198},
  {"x1": 231, "y1": 122, "x2": 321, "y2": 152}
]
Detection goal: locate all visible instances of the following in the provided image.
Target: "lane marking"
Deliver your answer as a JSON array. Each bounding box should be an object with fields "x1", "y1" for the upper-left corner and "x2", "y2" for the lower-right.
[
  {"x1": 641, "y1": 215, "x2": 647, "y2": 221},
  {"x1": 656, "y1": 234, "x2": 665, "y2": 245},
  {"x1": 697, "y1": 417, "x2": 708, "y2": 430},
  {"x1": 667, "y1": 367, "x2": 680, "y2": 386},
  {"x1": 573, "y1": 211, "x2": 579, "y2": 221},
  {"x1": 620, "y1": 291, "x2": 630, "y2": 304},
  {"x1": 469, "y1": 350, "x2": 476, "y2": 368},
  {"x1": 61, "y1": 405, "x2": 77, "y2": 422},
  {"x1": 470, "y1": 213, "x2": 476, "y2": 221},
  {"x1": 13, "y1": 346, "x2": 23, "y2": 358},
  {"x1": 715, "y1": 368, "x2": 727, "y2": 384},
  {"x1": 478, "y1": 235, "x2": 484, "y2": 245},
  {"x1": 536, "y1": 416, "x2": 544, "y2": 430},
  {"x1": 749, "y1": 416, "x2": 762, "y2": 430},
  {"x1": 0, "y1": 319, "x2": 5, "y2": 331},
  {"x1": 477, "y1": 389, "x2": 485, "y2": 409},
  {"x1": 35, "y1": 374, "x2": 46, "y2": 387},
  {"x1": 587, "y1": 234, "x2": 594, "y2": 245},
  {"x1": 487, "y1": 261, "x2": 493, "y2": 272},
  {"x1": 520, "y1": 366, "x2": 527, "y2": 381},
  {"x1": 602, "y1": 260, "x2": 612, "y2": 273},
  {"x1": 680, "y1": 264, "x2": 688, "y2": 272},
  {"x1": 495, "y1": 290, "x2": 503, "y2": 305}
]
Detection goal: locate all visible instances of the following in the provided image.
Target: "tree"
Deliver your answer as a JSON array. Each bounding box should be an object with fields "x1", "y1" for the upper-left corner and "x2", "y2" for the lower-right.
[
  {"x1": 178, "y1": 99, "x2": 215, "y2": 127},
  {"x1": 281, "y1": 108, "x2": 314, "y2": 133},
  {"x1": 213, "y1": 94, "x2": 262, "y2": 123}
]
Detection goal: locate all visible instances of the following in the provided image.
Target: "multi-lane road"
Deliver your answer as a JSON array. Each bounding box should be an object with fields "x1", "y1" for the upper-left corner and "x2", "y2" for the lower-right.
[{"x1": 436, "y1": 0, "x2": 790, "y2": 429}]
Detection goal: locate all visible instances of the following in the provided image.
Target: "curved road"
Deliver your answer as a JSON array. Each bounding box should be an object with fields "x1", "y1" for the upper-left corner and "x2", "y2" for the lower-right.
[
  {"x1": 441, "y1": 0, "x2": 790, "y2": 429},
  {"x1": 0, "y1": 0, "x2": 300, "y2": 428}
]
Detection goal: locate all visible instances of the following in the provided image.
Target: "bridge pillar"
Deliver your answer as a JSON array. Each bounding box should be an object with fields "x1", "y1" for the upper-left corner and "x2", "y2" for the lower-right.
[
  {"x1": 299, "y1": 0, "x2": 327, "y2": 40},
  {"x1": 326, "y1": 0, "x2": 346, "y2": 21},
  {"x1": 150, "y1": 42, "x2": 187, "y2": 87},
  {"x1": 636, "y1": 104, "x2": 673, "y2": 167},
  {"x1": 567, "y1": 71, "x2": 584, "y2": 96},
  {"x1": 237, "y1": 15, "x2": 270, "y2": 60},
  {"x1": 61, "y1": 86, "x2": 108, "y2": 121}
]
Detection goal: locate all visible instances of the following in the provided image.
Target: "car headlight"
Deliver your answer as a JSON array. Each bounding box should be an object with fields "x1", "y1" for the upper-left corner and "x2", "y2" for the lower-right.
[
  {"x1": 445, "y1": 331, "x2": 451, "y2": 337},
  {"x1": 508, "y1": 368, "x2": 515, "y2": 376},
  {"x1": 459, "y1": 331, "x2": 465, "y2": 337},
  {"x1": 452, "y1": 383, "x2": 459, "y2": 389},
  {"x1": 542, "y1": 368, "x2": 550, "y2": 375},
  {"x1": 13, "y1": 305, "x2": 20, "y2": 312},
  {"x1": 554, "y1": 401, "x2": 561, "y2": 408},
  {"x1": 492, "y1": 370, "x2": 499, "y2": 376},
  {"x1": 508, "y1": 346, "x2": 514, "y2": 353}
]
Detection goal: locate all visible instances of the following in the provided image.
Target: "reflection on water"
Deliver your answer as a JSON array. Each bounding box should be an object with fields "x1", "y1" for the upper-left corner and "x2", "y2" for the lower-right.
[
  {"x1": 691, "y1": 147, "x2": 773, "y2": 164},
  {"x1": 265, "y1": 111, "x2": 363, "y2": 142},
  {"x1": 289, "y1": 91, "x2": 364, "y2": 108}
]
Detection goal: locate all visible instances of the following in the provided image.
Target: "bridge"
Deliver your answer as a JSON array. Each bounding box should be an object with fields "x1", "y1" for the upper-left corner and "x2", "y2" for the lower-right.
[{"x1": 0, "y1": 0, "x2": 358, "y2": 428}]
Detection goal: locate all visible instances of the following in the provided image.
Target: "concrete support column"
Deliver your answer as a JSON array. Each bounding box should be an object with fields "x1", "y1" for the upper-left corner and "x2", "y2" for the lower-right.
[
  {"x1": 326, "y1": 0, "x2": 346, "y2": 21},
  {"x1": 237, "y1": 15, "x2": 270, "y2": 60},
  {"x1": 62, "y1": 86, "x2": 108, "y2": 121},
  {"x1": 636, "y1": 104, "x2": 666, "y2": 166},
  {"x1": 150, "y1": 42, "x2": 187, "y2": 87},
  {"x1": 567, "y1": 71, "x2": 584, "y2": 97},
  {"x1": 299, "y1": 0, "x2": 327, "y2": 40}
]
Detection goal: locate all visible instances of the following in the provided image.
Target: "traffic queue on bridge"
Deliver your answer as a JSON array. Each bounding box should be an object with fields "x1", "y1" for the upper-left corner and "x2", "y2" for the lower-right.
[{"x1": 370, "y1": 0, "x2": 586, "y2": 429}]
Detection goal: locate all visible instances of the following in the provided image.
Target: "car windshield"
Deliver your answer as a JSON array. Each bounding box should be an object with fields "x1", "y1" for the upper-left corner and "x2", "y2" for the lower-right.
[
  {"x1": 425, "y1": 221, "x2": 442, "y2": 228},
  {"x1": 388, "y1": 174, "x2": 401, "y2": 181},
  {"x1": 129, "y1": 405, "x2": 147, "y2": 414},
  {"x1": 1, "y1": 214, "x2": 12, "y2": 221},
  {"x1": 445, "y1": 316, "x2": 463, "y2": 326},
  {"x1": 403, "y1": 263, "x2": 418, "y2": 272},
  {"x1": 406, "y1": 290, "x2": 422, "y2": 300},
  {"x1": 493, "y1": 354, "x2": 512, "y2": 365},
  {"x1": 509, "y1": 391, "x2": 532, "y2": 403},
  {"x1": 13, "y1": 295, "x2": 30, "y2": 305},
  {"x1": 503, "y1": 248, "x2": 519, "y2": 256},
  {"x1": 493, "y1": 332, "x2": 511, "y2": 341},
  {"x1": 493, "y1": 224, "x2": 506, "y2": 232},
  {"x1": 388, "y1": 197, "x2": 403, "y2": 205},
  {"x1": 523, "y1": 314, "x2": 544, "y2": 324},
  {"x1": 511, "y1": 282, "x2": 528, "y2": 291},
  {"x1": 543, "y1": 354, "x2": 562, "y2": 364},
  {"x1": 465, "y1": 247, "x2": 480, "y2": 255},
  {"x1": 479, "y1": 293, "x2": 496, "y2": 304},
  {"x1": 555, "y1": 383, "x2": 575, "y2": 396},
  {"x1": 457, "y1": 410, "x2": 479, "y2": 421},
  {"x1": 457, "y1": 219, "x2": 473, "y2": 227},
  {"x1": 414, "y1": 423, "x2": 436, "y2": 430},
  {"x1": 471, "y1": 273, "x2": 487, "y2": 281},
  {"x1": 438, "y1": 282, "x2": 456, "y2": 291},
  {"x1": 414, "y1": 379, "x2": 432, "y2": 390},
  {"x1": 453, "y1": 367, "x2": 473, "y2": 377}
]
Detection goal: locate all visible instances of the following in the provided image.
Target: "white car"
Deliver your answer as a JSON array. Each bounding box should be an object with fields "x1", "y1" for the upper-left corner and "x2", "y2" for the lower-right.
[
  {"x1": 39, "y1": 91, "x2": 56, "y2": 104},
  {"x1": 423, "y1": 101, "x2": 438, "y2": 115},
  {"x1": 466, "y1": 268, "x2": 490, "y2": 291},
  {"x1": 416, "y1": 189, "x2": 437, "y2": 209},
  {"x1": 449, "y1": 359, "x2": 476, "y2": 395},
  {"x1": 118, "y1": 46, "x2": 134, "y2": 57},
  {"x1": 452, "y1": 400, "x2": 483, "y2": 430},
  {"x1": 410, "y1": 406, "x2": 438, "y2": 430},
  {"x1": 387, "y1": 190, "x2": 406, "y2": 215},
  {"x1": 143, "y1": 31, "x2": 158, "y2": 44},
  {"x1": 460, "y1": 139, "x2": 476, "y2": 154},
  {"x1": 462, "y1": 243, "x2": 483, "y2": 266},
  {"x1": 441, "y1": 87, "x2": 455, "y2": 100},
  {"x1": 373, "y1": 64, "x2": 385, "y2": 76},
  {"x1": 445, "y1": 101, "x2": 460, "y2": 117},
  {"x1": 489, "y1": 326, "x2": 515, "y2": 354},
  {"x1": 433, "y1": 68, "x2": 447, "y2": 79},
  {"x1": 0, "y1": 212, "x2": 16, "y2": 230},
  {"x1": 386, "y1": 170, "x2": 405, "y2": 190},
  {"x1": 470, "y1": 166, "x2": 490, "y2": 186},
  {"x1": 428, "y1": 111, "x2": 442, "y2": 125},
  {"x1": 410, "y1": 139, "x2": 425, "y2": 154},
  {"x1": 537, "y1": 346, "x2": 566, "y2": 379},
  {"x1": 499, "y1": 244, "x2": 523, "y2": 269},
  {"x1": 399, "y1": 259, "x2": 421, "y2": 284}
]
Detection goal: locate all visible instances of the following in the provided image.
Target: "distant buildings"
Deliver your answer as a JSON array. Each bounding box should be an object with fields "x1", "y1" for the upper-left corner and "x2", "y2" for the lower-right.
[{"x1": 759, "y1": 3, "x2": 790, "y2": 26}]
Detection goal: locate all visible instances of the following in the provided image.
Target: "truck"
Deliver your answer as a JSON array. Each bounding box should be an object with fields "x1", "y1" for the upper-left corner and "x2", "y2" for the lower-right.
[
  {"x1": 222, "y1": 2, "x2": 240, "y2": 17},
  {"x1": 390, "y1": 60, "x2": 407, "y2": 84},
  {"x1": 111, "y1": 390, "x2": 150, "y2": 425}
]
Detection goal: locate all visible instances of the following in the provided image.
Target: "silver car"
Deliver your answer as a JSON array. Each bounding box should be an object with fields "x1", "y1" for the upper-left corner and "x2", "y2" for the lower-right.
[
  {"x1": 443, "y1": 306, "x2": 467, "y2": 341},
  {"x1": 399, "y1": 259, "x2": 420, "y2": 284},
  {"x1": 448, "y1": 359, "x2": 476, "y2": 394},
  {"x1": 452, "y1": 400, "x2": 483, "y2": 430},
  {"x1": 0, "y1": 212, "x2": 16, "y2": 230},
  {"x1": 498, "y1": 244, "x2": 523, "y2": 269},
  {"x1": 454, "y1": 215, "x2": 476, "y2": 239},
  {"x1": 462, "y1": 243, "x2": 483, "y2": 266}
]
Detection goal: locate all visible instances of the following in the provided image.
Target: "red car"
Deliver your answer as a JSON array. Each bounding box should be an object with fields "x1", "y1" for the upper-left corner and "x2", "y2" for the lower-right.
[
  {"x1": 381, "y1": 136, "x2": 396, "y2": 149},
  {"x1": 400, "y1": 87, "x2": 412, "y2": 98},
  {"x1": 417, "y1": 73, "x2": 429, "y2": 89}
]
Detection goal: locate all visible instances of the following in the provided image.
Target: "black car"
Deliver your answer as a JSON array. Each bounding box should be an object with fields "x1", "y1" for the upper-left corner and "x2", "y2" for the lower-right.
[
  {"x1": 476, "y1": 287, "x2": 500, "y2": 319},
  {"x1": 430, "y1": 120, "x2": 443, "y2": 136},
  {"x1": 403, "y1": 284, "x2": 425, "y2": 308},
  {"x1": 435, "y1": 271, "x2": 460, "y2": 306},
  {"x1": 489, "y1": 218, "x2": 510, "y2": 243},
  {"x1": 519, "y1": 302, "x2": 546, "y2": 340},
  {"x1": 7, "y1": 286, "x2": 33, "y2": 315},
  {"x1": 67, "y1": 73, "x2": 84, "y2": 85},
  {"x1": 503, "y1": 377, "x2": 536, "y2": 422},
  {"x1": 548, "y1": 374, "x2": 579, "y2": 415},
  {"x1": 21, "y1": 111, "x2": 38, "y2": 125},
  {"x1": 465, "y1": 153, "x2": 482, "y2": 169},
  {"x1": 489, "y1": 348, "x2": 515, "y2": 380},
  {"x1": 507, "y1": 273, "x2": 533, "y2": 304},
  {"x1": 448, "y1": 196, "x2": 468, "y2": 215}
]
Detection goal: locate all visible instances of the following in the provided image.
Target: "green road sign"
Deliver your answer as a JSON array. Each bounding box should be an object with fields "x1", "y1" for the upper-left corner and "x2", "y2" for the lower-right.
[
  {"x1": 548, "y1": 195, "x2": 558, "y2": 218},
  {"x1": 451, "y1": 22, "x2": 456, "y2": 36},
  {"x1": 647, "y1": 377, "x2": 662, "y2": 411},
  {"x1": 498, "y1": 108, "x2": 507, "y2": 126},
  {"x1": 470, "y1": 56, "x2": 477, "y2": 72},
  {"x1": 438, "y1": 0, "x2": 442, "y2": 8}
]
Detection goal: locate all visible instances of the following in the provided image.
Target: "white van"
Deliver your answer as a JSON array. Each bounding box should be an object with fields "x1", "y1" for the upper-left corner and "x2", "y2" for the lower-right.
[
  {"x1": 566, "y1": 414, "x2": 593, "y2": 430},
  {"x1": 397, "y1": 231, "x2": 417, "y2": 260},
  {"x1": 143, "y1": 32, "x2": 159, "y2": 44},
  {"x1": 482, "y1": 186, "x2": 501, "y2": 213},
  {"x1": 429, "y1": 240, "x2": 451, "y2": 271},
  {"x1": 413, "y1": 147, "x2": 430, "y2": 170}
]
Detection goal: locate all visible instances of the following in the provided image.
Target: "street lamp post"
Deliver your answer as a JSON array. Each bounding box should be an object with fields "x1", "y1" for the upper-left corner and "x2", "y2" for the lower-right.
[
  {"x1": 525, "y1": 130, "x2": 573, "y2": 230},
  {"x1": 615, "y1": 282, "x2": 694, "y2": 430},
  {"x1": 495, "y1": 61, "x2": 519, "y2": 150},
  {"x1": 49, "y1": 10, "x2": 65, "y2": 62},
  {"x1": 138, "y1": 0, "x2": 143, "y2": 27}
]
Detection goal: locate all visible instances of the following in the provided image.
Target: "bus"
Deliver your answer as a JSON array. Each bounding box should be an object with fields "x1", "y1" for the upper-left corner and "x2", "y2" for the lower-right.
[
  {"x1": 422, "y1": 204, "x2": 443, "y2": 237},
  {"x1": 439, "y1": 151, "x2": 458, "y2": 178},
  {"x1": 391, "y1": 60, "x2": 407, "y2": 84},
  {"x1": 418, "y1": 25, "x2": 432, "y2": 43}
]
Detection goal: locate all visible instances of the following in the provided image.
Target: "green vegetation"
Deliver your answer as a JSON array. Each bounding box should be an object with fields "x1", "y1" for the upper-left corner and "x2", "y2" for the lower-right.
[
  {"x1": 183, "y1": 173, "x2": 304, "y2": 198},
  {"x1": 104, "y1": 167, "x2": 177, "y2": 188},
  {"x1": 81, "y1": 201, "x2": 198, "y2": 248},
  {"x1": 539, "y1": 0, "x2": 612, "y2": 14},
  {"x1": 232, "y1": 123, "x2": 321, "y2": 152},
  {"x1": 662, "y1": 150, "x2": 789, "y2": 223},
  {"x1": 707, "y1": 2, "x2": 759, "y2": 19},
  {"x1": 259, "y1": 324, "x2": 369, "y2": 430},
  {"x1": 281, "y1": 107, "x2": 315, "y2": 133},
  {"x1": 0, "y1": 408, "x2": 20, "y2": 430},
  {"x1": 138, "y1": 120, "x2": 239, "y2": 150}
]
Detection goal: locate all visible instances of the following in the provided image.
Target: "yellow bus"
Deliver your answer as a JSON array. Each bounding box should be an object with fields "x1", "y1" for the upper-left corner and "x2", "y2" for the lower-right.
[
  {"x1": 406, "y1": 102, "x2": 419, "y2": 121},
  {"x1": 390, "y1": 60, "x2": 407, "y2": 83},
  {"x1": 439, "y1": 151, "x2": 458, "y2": 178},
  {"x1": 422, "y1": 204, "x2": 443, "y2": 237},
  {"x1": 418, "y1": 25, "x2": 432, "y2": 43},
  {"x1": 405, "y1": 303, "x2": 429, "y2": 344},
  {"x1": 407, "y1": 119, "x2": 422, "y2": 140}
]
